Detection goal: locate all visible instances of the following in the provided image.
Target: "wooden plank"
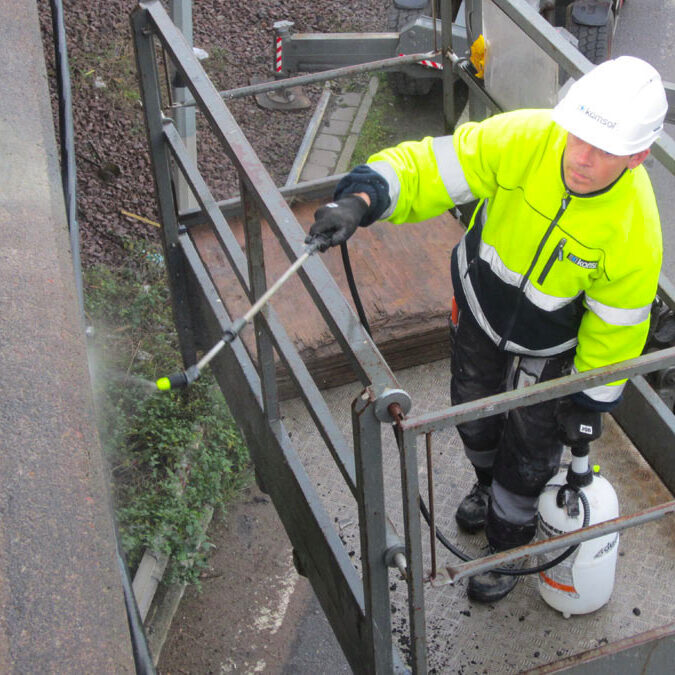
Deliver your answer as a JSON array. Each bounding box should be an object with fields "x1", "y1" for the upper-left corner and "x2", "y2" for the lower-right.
[{"x1": 190, "y1": 198, "x2": 464, "y2": 394}]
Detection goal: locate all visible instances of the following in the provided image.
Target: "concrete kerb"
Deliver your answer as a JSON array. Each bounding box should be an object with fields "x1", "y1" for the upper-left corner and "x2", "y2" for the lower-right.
[
  {"x1": 301, "y1": 76, "x2": 380, "y2": 181},
  {"x1": 140, "y1": 506, "x2": 214, "y2": 665},
  {"x1": 336, "y1": 76, "x2": 379, "y2": 174}
]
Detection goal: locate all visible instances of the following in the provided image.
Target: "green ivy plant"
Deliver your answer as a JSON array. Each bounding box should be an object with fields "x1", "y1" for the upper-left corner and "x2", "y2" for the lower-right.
[
  {"x1": 113, "y1": 380, "x2": 249, "y2": 585},
  {"x1": 85, "y1": 237, "x2": 250, "y2": 586}
]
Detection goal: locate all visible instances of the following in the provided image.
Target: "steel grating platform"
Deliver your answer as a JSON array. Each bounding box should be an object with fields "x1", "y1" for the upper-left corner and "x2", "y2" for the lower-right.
[{"x1": 280, "y1": 358, "x2": 675, "y2": 673}]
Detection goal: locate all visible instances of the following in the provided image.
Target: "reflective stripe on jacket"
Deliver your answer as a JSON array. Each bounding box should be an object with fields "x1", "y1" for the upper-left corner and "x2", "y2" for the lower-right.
[{"x1": 366, "y1": 109, "x2": 662, "y2": 408}]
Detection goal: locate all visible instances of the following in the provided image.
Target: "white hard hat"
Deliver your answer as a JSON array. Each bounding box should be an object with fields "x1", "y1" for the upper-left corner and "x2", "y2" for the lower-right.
[{"x1": 552, "y1": 56, "x2": 667, "y2": 155}]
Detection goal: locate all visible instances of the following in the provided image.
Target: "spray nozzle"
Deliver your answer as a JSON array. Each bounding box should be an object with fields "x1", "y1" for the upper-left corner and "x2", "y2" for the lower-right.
[{"x1": 155, "y1": 365, "x2": 200, "y2": 391}]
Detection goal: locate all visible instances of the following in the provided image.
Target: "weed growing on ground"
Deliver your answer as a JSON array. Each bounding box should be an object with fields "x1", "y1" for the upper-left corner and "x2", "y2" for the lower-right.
[
  {"x1": 85, "y1": 237, "x2": 251, "y2": 586},
  {"x1": 350, "y1": 76, "x2": 402, "y2": 166}
]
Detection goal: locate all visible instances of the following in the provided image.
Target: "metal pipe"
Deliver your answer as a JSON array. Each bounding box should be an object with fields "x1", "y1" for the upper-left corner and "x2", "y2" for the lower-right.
[
  {"x1": 400, "y1": 346, "x2": 675, "y2": 435},
  {"x1": 394, "y1": 552, "x2": 408, "y2": 580},
  {"x1": 425, "y1": 433, "x2": 437, "y2": 579},
  {"x1": 177, "y1": 172, "x2": 344, "y2": 228},
  {"x1": 432, "y1": 499, "x2": 675, "y2": 586},
  {"x1": 49, "y1": 0, "x2": 84, "y2": 323},
  {"x1": 156, "y1": 239, "x2": 323, "y2": 391},
  {"x1": 196, "y1": 244, "x2": 317, "y2": 373},
  {"x1": 172, "y1": 50, "x2": 441, "y2": 109}
]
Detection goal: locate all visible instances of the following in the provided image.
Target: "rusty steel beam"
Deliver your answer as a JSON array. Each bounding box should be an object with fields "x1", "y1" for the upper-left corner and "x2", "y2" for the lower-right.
[{"x1": 432, "y1": 500, "x2": 675, "y2": 586}]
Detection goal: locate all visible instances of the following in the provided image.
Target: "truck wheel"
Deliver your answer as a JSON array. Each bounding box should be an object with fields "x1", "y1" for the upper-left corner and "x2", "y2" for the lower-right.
[
  {"x1": 567, "y1": 11, "x2": 614, "y2": 64},
  {"x1": 387, "y1": 2, "x2": 438, "y2": 96}
]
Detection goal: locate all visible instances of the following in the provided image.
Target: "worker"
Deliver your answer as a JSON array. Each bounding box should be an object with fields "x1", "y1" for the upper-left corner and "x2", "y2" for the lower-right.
[{"x1": 307, "y1": 56, "x2": 668, "y2": 603}]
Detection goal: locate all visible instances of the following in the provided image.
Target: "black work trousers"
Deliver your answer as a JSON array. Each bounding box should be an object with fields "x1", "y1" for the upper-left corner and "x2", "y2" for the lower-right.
[{"x1": 450, "y1": 308, "x2": 572, "y2": 542}]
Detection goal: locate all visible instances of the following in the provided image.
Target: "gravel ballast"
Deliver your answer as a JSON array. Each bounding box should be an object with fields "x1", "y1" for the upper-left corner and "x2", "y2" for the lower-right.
[{"x1": 37, "y1": 0, "x2": 389, "y2": 266}]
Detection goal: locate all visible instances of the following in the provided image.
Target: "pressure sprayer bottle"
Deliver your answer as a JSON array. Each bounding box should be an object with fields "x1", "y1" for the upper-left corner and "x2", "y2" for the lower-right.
[{"x1": 537, "y1": 443, "x2": 619, "y2": 618}]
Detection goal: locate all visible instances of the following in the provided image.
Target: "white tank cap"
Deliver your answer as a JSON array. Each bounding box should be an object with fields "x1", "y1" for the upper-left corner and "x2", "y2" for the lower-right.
[{"x1": 552, "y1": 56, "x2": 668, "y2": 156}]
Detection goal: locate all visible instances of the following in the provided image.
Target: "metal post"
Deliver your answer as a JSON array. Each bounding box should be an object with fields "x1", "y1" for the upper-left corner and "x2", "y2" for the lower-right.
[
  {"x1": 241, "y1": 179, "x2": 280, "y2": 421},
  {"x1": 395, "y1": 419, "x2": 427, "y2": 674},
  {"x1": 352, "y1": 391, "x2": 394, "y2": 674},
  {"x1": 425, "y1": 433, "x2": 437, "y2": 580},
  {"x1": 130, "y1": 7, "x2": 196, "y2": 367},
  {"x1": 441, "y1": 0, "x2": 457, "y2": 131},
  {"x1": 170, "y1": 0, "x2": 197, "y2": 212},
  {"x1": 465, "y1": 0, "x2": 488, "y2": 121}
]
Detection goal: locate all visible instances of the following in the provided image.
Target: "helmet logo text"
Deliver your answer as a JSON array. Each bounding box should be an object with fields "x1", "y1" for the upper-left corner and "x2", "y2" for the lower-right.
[{"x1": 577, "y1": 105, "x2": 616, "y2": 129}]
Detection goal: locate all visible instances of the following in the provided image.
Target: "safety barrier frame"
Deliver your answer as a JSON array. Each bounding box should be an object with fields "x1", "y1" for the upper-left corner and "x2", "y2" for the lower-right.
[
  {"x1": 131, "y1": 2, "x2": 413, "y2": 671},
  {"x1": 131, "y1": 0, "x2": 675, "y2": 672}
]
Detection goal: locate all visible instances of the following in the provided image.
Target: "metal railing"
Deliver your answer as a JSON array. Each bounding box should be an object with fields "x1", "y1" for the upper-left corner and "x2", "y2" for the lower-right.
[
  {"x1": 131, "y1": 1, "x2": 415, "y2": 671},
  {"x1": 131, "y1": 0, "x2": 675, "y2": 672}
]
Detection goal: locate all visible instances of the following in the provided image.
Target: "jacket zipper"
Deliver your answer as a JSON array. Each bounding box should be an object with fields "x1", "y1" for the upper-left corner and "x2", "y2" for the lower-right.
[
  {"x1": 464, "y1": 202, "x2": 486, "y2": 278},
  {"x1": 537, "y1": 237, "x2": 567, "y2": 285},
  {"x1": 499, "y1": 194, "x2": 570, "y2": 349}
]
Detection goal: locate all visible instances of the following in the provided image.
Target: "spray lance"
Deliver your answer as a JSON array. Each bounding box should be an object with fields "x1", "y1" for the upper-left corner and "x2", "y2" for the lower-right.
[{"x1": 156, "y1": 235, "x2": 328, "y2": 392}]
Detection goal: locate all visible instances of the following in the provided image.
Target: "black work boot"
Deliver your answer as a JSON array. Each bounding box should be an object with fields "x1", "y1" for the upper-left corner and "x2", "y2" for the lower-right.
[
  {"x1": 467, "y1": 550, "x2": 523, "y2": 603},
  {"x1": 455, "y1": 481, "x2": 491, "y2": 533},
  {"x1": 467, "y1": 507, "x2": 536, "y2": 604}
]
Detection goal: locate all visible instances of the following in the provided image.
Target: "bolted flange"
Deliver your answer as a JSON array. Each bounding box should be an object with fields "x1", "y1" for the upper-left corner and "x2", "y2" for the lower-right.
[{"x1": 373, "y1": 388, "x2": 412, "y2": 423}]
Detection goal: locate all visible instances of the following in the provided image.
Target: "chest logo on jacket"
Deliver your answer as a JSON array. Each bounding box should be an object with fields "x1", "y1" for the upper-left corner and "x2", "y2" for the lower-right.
[{"x1": 567, "y1": 253, "x2": 599, "y2": 270}]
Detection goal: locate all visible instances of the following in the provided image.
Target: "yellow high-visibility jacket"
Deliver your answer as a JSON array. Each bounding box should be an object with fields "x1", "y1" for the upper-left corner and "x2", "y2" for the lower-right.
[{"x1": 364, "y1": 109, "x2": 662, "y2": 408}]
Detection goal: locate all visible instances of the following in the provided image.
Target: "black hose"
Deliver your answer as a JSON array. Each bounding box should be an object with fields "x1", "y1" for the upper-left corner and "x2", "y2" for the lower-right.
[
  {"x1": 339, "y1": 240, "x2": 589, "y2": 576},
  {"x1": 116, "y1": 545, "x2": 157, "y2": 674},
  {"x1": 340, "y1": 242, "x2": 372, "y2": 334},
  {"x1": 419, "y1": 486, "x2": 590, "y2": 576}
]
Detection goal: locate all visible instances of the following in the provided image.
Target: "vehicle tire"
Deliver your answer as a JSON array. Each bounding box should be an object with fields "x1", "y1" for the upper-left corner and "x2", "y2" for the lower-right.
[
  {"x1": 387, "y1": 2, "x2": 438, "y2": 96},
  {"x1": 567, "y1": 11, "x2": 614, "y2": 64}
]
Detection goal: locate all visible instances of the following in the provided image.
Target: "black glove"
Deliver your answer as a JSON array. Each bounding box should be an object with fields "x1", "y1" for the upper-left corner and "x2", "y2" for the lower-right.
[
  {"x1": 556, "y1": 398, "x2": 603, "y2": 447},
  {"x1": 305, "y1": 194, "x2": 369, "y2": 252}
]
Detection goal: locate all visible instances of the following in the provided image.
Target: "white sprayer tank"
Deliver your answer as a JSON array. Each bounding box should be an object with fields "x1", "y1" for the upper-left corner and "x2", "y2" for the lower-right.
[{"x1": 537, "y1": 462, "x2": 619, "y2": 618}]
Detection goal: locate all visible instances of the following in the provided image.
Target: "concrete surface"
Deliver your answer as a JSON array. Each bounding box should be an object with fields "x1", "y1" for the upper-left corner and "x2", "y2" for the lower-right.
[
  {"x1": 0, "y1": 1, "x2": 134, "y2": 671},
  {"x1": 279, "y1": 358, "x2": 675, "y2": 673}
]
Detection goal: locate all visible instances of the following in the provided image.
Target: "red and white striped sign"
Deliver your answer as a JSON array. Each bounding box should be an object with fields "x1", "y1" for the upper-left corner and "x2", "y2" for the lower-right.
[
  {"x1": 399, "y1": 53, "x2": 442, "y2": 71},
  {"x1": 420, "y1": 59, "x2": 442, "y2": 70},
  {"x1": 275, "y1": 36, "x2": 283, "y2": 72}
]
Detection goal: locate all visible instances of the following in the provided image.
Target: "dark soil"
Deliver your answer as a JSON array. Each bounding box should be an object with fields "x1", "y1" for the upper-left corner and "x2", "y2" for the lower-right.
[{"x1": 37, "y1": 0, "x2": 388, "y2": 267}]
